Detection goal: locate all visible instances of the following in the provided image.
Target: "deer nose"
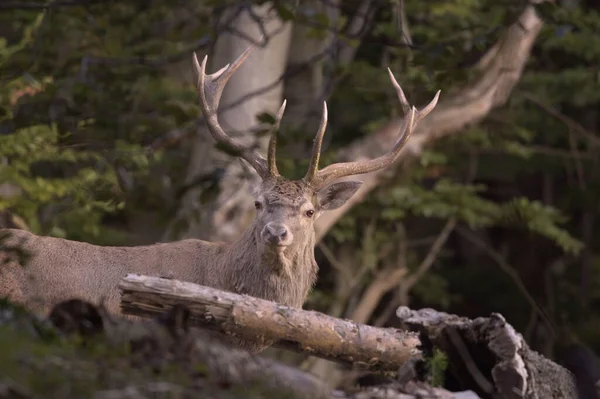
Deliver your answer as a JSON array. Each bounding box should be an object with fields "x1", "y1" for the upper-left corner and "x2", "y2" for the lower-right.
[{"x1": 262, "y1": 223, "x2": 292, "y2": 246}]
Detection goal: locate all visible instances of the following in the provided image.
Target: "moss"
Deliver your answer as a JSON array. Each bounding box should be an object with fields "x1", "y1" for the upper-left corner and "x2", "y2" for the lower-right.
[{"x1": 426, "y1": 348, "x2": 449, "y2": 387}]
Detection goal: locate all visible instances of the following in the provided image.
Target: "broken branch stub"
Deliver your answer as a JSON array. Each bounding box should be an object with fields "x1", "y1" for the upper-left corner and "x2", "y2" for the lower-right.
[{"x1": 395, "y1": 307, "x2": 578, "y2": 399}]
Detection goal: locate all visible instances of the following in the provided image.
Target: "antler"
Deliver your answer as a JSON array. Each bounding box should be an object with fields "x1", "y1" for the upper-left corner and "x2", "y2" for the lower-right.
[
  {"x1": 303, "y1": 69, "x2": 440, "y2": 189},
  {"x1": 193, "y1": 45, "x2": 286, "y2": 179}
]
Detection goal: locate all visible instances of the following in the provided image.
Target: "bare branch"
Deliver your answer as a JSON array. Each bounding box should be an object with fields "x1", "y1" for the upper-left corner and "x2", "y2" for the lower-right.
[
  {"x1": 337, "y1": 0, "x2": 381, "y2": 65},
  {"x1": 349, "y1": 267, "x2": 408, "y2": 325},
  {"x1": 89, "y1": 36, "x2": 213, "y2": 67},
  {"x1": 374, "y1": 220, "x2": 455, "y2": 327},
  {"x1": 521, "y1": 91, "x2": 600, "y2": 147},
  {"x1": 316, "y1": 241, "x2": 352, "y2": 283},
  {"x1": 396, "y1": 0, "x2": 413, "y2": 46},
  {"x1": 402, "y1": 218, "x2": 457, "y2": 289}
]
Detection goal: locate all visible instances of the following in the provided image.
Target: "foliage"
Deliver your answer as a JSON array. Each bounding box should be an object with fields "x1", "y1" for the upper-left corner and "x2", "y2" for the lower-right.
[
  {"x1": 0, "y1": 26, "x2": 120, "y2": 238},
  {"x1": 0, "y1": 2, "x2": 208, "y2": 242}
]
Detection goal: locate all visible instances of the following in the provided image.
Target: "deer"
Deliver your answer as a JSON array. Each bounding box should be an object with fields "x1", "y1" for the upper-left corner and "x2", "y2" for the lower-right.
[{"x1": 0, "y1": 43, "x2": 439, "y2": 352}]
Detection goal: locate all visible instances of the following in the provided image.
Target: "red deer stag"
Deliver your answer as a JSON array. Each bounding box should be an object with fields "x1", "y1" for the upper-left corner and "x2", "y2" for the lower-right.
[{"x1": 0, "y1": 43, "x2": 439, "y2": 350}]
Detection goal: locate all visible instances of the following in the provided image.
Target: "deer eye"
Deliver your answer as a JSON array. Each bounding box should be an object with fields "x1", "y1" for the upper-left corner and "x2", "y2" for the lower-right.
[
  {"x1": 305, "y1": 209, "x2": 315, "y2": 218},
  {"x1": 254, "y1": 201, "x2": 262, "y2": 210}
]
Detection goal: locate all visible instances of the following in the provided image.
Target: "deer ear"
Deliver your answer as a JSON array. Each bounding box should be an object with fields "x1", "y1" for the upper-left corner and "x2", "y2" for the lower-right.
[{"x1": 316, "y1": 181, "x2": 363, "y2": 211}]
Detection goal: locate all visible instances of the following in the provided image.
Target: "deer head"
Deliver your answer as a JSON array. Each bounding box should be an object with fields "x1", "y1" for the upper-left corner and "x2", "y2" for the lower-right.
[{"x1": 193, "y1": 45, "x2": 440, "y2": 257}]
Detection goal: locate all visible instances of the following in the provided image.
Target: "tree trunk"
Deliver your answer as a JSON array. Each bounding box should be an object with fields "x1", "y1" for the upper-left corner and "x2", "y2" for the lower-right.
[
  {"x1": 278, "y1": 0, "x2": 340, "y2": 165},
  {"x1": 119, "y1": 273, "x2": 421, "y2": 372}
]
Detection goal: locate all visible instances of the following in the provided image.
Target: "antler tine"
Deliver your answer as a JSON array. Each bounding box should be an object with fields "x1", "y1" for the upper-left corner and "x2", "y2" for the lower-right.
[
  {"x1": 303, "y1": 101, "x2": 328, "y2": 183},
  {"x1": 308, "y1": 70, "x2": 440, "y2": 189},
  {"x1": 193, "y1": 45, "x2": 270, "y2": 178},
  {"x1": 266, "y1": 100, "x2": 287, "y2": 177},
  {"x1": 388, "y1": 68, "x2": 411, "y2": 115}
]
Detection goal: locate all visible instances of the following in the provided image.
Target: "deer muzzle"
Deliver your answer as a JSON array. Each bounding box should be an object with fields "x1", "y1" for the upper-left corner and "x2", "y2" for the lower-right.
[{"x1": 261, "y1": 222, "x2": 293, "y2": 247}]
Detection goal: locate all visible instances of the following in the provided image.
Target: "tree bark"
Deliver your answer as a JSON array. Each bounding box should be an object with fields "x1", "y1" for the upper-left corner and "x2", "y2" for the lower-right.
[
  {"x1": 4, "y1": 296, "x2": 488, "y2": 399},
  {"x1": 282, "y1": 0, "x2": 339, "y2": 136},
  {"x1": 118, "y1": 273, "x2": 422, "y2": 372}
]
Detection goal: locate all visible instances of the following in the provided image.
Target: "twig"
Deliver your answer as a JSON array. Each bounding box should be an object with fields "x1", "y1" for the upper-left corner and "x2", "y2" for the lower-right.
[
  {"x1": 88, "y1": 36, "x2": 213, "y2": 67},
  {"x1": 374, "y1": 219, "x2": 457, "y2": 327},
  {"x1": 403, "y1": 218, "x2": 457, "y2": 289},
  {"x1": 520, "y1": 91, "x2": 600, "y2": 147},
  {"x1": 349, "y1": 267, "x2": 408, "y2": 324},
  {"x1": 455, "y1": 226, "x2": 557, "y2": 338},
  {"x1": 336, "y1": 0, "x2": 380, "y2": 65},
  {"x1": 317, "y1": 241, "x2": 352, "y2": 284},
  {"x1": 396, "y1": 0, "x2": 413, "y2": 47}
]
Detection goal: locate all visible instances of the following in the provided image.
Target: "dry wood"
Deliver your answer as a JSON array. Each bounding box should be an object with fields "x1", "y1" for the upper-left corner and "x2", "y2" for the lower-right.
[
  {"x1": 338, "y1": 382, "x2": 481, "y2": 399},
  {"x1": 119, "y1": 273, "x2": 421, "y2": 372},
  {"x1": 395, "y1": 307, "x2": 578, "y2": 399}
]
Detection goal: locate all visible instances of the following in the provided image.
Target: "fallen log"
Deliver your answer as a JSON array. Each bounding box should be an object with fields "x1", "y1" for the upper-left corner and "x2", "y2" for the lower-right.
[
  {"x1": 118, "y1": 273, "x2": 421, "y2": 372},
  {"x1": 119, "y1": 274, "x2": 585, "y2": 398}
]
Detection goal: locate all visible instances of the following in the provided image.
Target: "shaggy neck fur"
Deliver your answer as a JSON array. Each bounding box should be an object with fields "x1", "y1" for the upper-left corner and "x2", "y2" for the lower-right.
[{"x1": 222, "y1": 221, "x2": 318, "y2": 309}]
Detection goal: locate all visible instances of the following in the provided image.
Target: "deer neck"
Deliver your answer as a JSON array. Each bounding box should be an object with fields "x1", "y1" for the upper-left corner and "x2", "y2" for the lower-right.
[{"x1": 223, "y1": 222, "x2": 318, "y2": 308}]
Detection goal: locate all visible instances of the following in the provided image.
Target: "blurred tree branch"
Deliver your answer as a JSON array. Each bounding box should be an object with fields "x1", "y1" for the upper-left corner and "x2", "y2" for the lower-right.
[
  {"x1": 520, "y1": 91, "x2": 600, "y2": 146},
  {"x1": 374, "y1": 219, "x2": 457, "y2": 327},
  {"x1": 314, "y1": 1, "x2": 551, "y2": 241}
]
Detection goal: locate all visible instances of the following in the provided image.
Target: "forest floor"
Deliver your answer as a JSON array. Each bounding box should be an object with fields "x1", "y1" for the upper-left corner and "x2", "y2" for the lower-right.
[
  {"x1": 0, "y1": 299, "x2": 313, "y2": 399},
  {"x1": 0, "y1": 297, "x2": 578, "y2": 399}
]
